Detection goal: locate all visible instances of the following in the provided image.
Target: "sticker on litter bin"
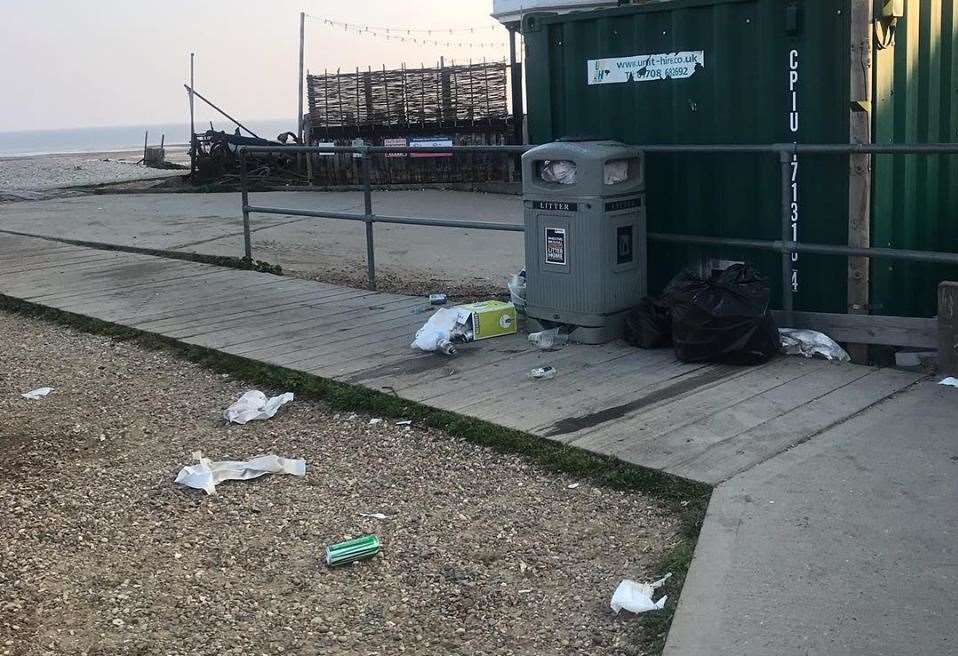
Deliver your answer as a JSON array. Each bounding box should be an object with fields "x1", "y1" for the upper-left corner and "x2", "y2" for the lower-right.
[
  {"x1": 617, "y1": 225, "x2": 634, "y2": 264},
  {"x1": 546, "y1": 228, "x2": 567, "y2": 265}
]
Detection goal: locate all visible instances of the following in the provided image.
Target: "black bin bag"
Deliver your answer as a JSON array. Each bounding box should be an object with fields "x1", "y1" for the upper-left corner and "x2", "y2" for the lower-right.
[
  {"x1": 624, "y1": 296, "x2": 673, "y2": 348},
  {"x1": 663, "y1": 264, "x2": 779, "y2": 365}
]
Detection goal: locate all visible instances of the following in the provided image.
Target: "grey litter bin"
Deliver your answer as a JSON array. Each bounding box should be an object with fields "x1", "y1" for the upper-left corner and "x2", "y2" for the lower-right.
[{"x1": 521, "y1": 140, "x2": 646, "y2": 344}]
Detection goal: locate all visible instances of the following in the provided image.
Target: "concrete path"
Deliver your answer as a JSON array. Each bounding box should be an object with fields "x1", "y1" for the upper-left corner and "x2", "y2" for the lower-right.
[
  {"x1": 665, "y1": 379, "x2": 958, "y2": 655},
  {"x1": 0, "y1": 190, "x2": 523, "y2": 292}
]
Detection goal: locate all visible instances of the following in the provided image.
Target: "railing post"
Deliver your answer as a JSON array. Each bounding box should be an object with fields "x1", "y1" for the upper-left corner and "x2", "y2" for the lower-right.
[
  {"x1": 361, "y1": 147, "x2": 377, "y2": 290},
  {"x1": 779, "y1": 147, "x2": 794, "y2": 326},
  {"x1": 939, "y1": 282, "x2": 958, "y2": 375},
  {"x1": 239, "y1": 148, "x2": 252, "y2": 261}
]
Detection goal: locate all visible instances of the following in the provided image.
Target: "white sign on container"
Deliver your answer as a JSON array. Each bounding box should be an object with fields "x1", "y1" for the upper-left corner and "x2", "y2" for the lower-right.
[{"x1": 588, "y1": 51, "x2": 704, "y2": 85}]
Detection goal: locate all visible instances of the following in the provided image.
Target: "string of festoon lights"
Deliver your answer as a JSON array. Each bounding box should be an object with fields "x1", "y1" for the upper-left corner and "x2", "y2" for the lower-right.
[{"x1": 305, "y1": 14, "x2": 509, "y2": 52}]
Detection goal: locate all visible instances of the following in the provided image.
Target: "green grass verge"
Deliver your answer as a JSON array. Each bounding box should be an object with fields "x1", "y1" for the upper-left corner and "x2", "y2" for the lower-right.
[{"x1": 0, "y1": 293, "x2": 711, "y2": 654}]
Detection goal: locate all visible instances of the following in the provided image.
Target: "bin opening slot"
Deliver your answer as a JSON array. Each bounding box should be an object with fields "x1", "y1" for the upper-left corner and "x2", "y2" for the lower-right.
[
  {"x1": 538, "y1": 159, "x2": 577, "y2": 185},
  {"x1": 604, "y1": 158, "x2": 640, "y2": 185}
]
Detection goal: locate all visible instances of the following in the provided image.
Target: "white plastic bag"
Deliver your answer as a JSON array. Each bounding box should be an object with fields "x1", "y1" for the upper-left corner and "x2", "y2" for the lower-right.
[
  {"x1": 541, "y1": 160, "x2": 577, "y2": 184},
  {"x1": 411, "y1": 307, "x2": 470, "y2": 354},
  {"x1": 174, "y1": 452, "x2": 306, "y2": 495},
  {"x1": 779, "y1": 328, "x2": 850, "y2": 362},
  {"x1": 610, "y1": 573, "x2": 672, "y2": 614},
  {"x1": 224, "y1": 390, "x2": 294, "y2": 424},
  {"x1": 21, "y1": 387, "x2": 53, "y2": 400}
]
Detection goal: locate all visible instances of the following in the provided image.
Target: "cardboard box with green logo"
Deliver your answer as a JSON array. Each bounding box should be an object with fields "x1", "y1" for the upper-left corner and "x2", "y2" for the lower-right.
[{"x1": 457, "y1": 301, "x2": 517, "y2": 340}]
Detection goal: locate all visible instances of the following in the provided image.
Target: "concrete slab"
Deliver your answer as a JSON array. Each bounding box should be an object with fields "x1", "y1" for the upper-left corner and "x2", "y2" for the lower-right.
[
  {"x1": 0, "y1": 190, "x2": 524, "y2": 291},
  {"x1": 665, "y1": 379, "x2": 956, "y2": 656}
]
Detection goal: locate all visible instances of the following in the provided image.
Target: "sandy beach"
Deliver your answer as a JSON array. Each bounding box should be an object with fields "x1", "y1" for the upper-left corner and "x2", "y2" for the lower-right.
[{"x1": 0, "y1": 147, "x2": 188, "y2": 197}]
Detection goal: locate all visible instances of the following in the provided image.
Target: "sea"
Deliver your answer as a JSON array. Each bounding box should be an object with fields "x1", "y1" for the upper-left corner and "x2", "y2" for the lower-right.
[{"x1": 0, "y1": 119, "x2": 294, "y2": 157}]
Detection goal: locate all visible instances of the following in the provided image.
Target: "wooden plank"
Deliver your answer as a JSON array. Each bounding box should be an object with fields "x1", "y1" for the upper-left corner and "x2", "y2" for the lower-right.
[
  {"x1": 157, "y1": 287, "x2": 389, "y2": 339},
  {"x1": 0, "y1": 252, "x2": 132, "y2": 278},
  {"x1": 124, "y1": 277, "x2": 321, "y2": 326},
  {"x1": 131, "y1": 282, "x2": 358, "y2": 331},
  {"x1": 183, "y1": 295, "x2": 423, "y2": 351},
  {"x1": 774, "y1": 310, "x2": 936, "y2": 348},
  {"x1": 392, "y1": 340, "x2": 633, "y2": 408},
  {"x1": 596, "y1": 359, "x2": 864, "y2": 472},
  {"x1": 23, "y1": 264, "x2": 226, "y2": 304},
  {"x1": 456, "y1": 351, "x2": 708, "y2": 433},
  {"x1": 567, "y1": 356, "x2": 828, "y2": 455},
  {"x1": 666, "y1": 368, "x2": 921, "y2": 484},
  {"x1": 53, "y1": 270, "x2": 262, "y2": 321},
  {"x1": 847, "y1": 0, "x2": 874, "y2": 362}
]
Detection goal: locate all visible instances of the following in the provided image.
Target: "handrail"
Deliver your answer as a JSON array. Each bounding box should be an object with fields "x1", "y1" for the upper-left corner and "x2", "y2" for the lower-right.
[{"x1": 236, "y1": 142, "x2": 958, "y2": 325}]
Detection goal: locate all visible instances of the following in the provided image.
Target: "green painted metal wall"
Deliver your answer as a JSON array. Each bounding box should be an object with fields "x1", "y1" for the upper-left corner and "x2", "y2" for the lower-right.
[
  {"x1": 872, "y1": 0, "x2": 958, "y2": 317},
  {"x1": 523, "y1": 0, "x2": 852, "y2": 312}
]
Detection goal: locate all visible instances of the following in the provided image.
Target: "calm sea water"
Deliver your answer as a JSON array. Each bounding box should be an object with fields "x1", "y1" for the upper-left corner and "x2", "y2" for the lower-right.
[{"x1": 0, "y1": 119, "x2": 294, "y2": 157}]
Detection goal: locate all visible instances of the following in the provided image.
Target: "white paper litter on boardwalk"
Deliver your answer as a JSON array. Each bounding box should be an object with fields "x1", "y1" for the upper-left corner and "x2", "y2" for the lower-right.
[
  {"x1": 21, "y1": 387, "x2": 53, "y2": 400},
  {"x1": 411, "y1": 307, "x2": 470, "y2": 353},
  {"x1": 174, "y1": 453, "x2": 306, "y2": 495},
  {"x1": 779, "y1": 329, "x2": 850, "y2": 362},
  {"x1": 939, "y1": 377, "x2": 958, "y2": 388},
  {"x1": 224, "y1": 391, "x2": 294, "y2": 424},
  {"x1": 610, "y1": 573, "x2": 672, "y2": 614}
]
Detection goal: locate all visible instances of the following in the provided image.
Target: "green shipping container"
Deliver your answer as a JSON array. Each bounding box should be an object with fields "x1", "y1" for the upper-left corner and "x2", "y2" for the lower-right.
[{"x1": 522, "y1": 0, "x2": 958, "y2": 317}]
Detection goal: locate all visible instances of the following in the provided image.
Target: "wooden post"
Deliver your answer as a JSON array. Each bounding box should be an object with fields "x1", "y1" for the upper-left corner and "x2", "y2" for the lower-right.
[
  {"x1": 143, "y1": 130, "x2": 148, "y2": 163},
  {"x1": 189, "y1": 52, "x2": 196, "y2": 177},
  {"x1": 508, "y1": 25, "x2": 524, "y2": 145},
  {"x1": 939, "y1": 282, "x2": 958, "y2": 375},
  {"x1": 847, "y1": 0, "x2": 873, "y2": 363}
]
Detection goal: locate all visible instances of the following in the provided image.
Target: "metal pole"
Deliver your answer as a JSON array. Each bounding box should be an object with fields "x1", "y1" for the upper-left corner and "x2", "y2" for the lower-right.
[
  {"x1": 297, "y1": 11, "x2": 305, "y2": 173},
  {"x1": 189, "y1": 53, "x2": 196, "y2": 178},
  {"x1": 780, "y1": 149, "x2": 794, "y2": 324},
  {"x1": 361, "y1": 147, "x2": 376, "y2": 290},
  {"x1": 239, "y1": 149, "x2": 252, "y2": 260},
  {"x1": 183, "y1": 85, "x2": 260, "y2": 138}
]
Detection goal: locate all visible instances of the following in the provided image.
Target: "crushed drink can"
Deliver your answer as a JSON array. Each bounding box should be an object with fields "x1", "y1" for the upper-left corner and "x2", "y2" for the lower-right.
[{"x1": 325, "y1": 534, "x2": 381, "y2": 567}]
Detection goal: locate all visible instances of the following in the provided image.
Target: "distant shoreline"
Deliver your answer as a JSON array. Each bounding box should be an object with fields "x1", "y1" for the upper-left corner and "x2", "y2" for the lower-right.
[{"x1": 0, "y1": 145, "x2": 189, "y2": 160}]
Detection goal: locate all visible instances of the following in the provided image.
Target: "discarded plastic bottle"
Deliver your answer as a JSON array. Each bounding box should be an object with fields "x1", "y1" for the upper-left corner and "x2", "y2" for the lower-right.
[
  {"x1": 529, "y1": 328, "x2": 569, "y2": 350},
  {"x1": 529, "y1": 366, "x2": 556, "y2": 380}
]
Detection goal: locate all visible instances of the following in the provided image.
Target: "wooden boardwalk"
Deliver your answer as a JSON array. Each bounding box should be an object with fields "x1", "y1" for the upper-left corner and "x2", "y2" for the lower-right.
[{"x1": 0, "y1": 233, "x2": 922, "y2": 484}]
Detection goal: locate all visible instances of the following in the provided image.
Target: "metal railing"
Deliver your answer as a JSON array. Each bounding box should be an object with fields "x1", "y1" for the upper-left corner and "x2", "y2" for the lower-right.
[{"x1": 237, "y1": 142, "x2": 958, "y2": 325}]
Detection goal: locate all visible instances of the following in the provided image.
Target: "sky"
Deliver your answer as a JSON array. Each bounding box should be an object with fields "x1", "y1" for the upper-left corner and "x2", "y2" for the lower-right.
[{"x1": 0, "y1": 0, "x2": 510, "y2": 132}]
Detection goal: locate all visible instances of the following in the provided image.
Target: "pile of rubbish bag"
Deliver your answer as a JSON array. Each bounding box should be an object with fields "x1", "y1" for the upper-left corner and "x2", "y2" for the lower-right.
[{"x1": 626, "y1": 264, "x2": 780, "y2": 365}]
